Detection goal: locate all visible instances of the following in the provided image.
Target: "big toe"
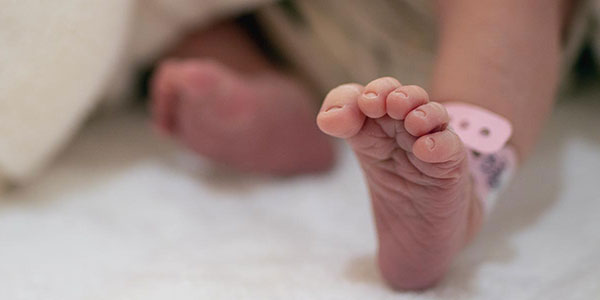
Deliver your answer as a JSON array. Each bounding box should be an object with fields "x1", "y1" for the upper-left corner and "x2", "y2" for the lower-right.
[
  {"x1": 317, "y1": 83, "x2": 366, "y2": 138},
  {"x1": 151, "y1": 60, "x2": 184, "y2": 134}
]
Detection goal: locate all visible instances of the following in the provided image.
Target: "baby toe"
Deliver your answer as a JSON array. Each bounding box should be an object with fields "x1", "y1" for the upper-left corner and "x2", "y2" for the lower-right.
[
  {"x1": 151, "y1": 60, "x2": 186, "y2": 134},
  {"x1": 412, "y1": 129, "x2": 464, "y2": 164},
  {"x1": 386, "y1": 85, "x2": 430, "y2": 120},
  {"x1": 317, "y1": 83, "x2": 366, "y2": 138},
  {"x1": 358, "y1": 77, "x2": 402, "y2": 118},
  {"x1": 404, "y1": 102, "x2": 449, "y2": 137}
]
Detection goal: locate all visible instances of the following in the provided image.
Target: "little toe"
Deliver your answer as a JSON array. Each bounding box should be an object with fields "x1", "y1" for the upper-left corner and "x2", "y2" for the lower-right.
[
  {"x1": 358, "y1": 77, "x2": 402, "y2": 118},
  {"x1": 412, "y1": 129, "x2": 464, "y2": 164},
  {"x1": 404, "y1": 102, "x2": 449, "y2": 137},
  {"x1": 386, "y1": 85, "x2": 430, "y2": 120},
  {"x1": 317, "y1": 83, "x2": 366, "y2": 138}
]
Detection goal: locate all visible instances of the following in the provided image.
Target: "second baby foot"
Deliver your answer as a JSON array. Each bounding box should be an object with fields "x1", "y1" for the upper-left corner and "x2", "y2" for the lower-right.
[
  {"x1": 151, "y1": 59, "x2": 335, "y2": 175},
  {"x1": 317, "y1": 78, "x2": 483, "y2": 289}
]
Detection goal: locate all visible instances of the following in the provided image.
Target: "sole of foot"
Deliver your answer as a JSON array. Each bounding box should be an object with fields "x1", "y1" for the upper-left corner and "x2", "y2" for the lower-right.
[
  {"x1": 317, "y1": 77, "x2": 482, "y2": 289},
  {"x1": 151, "y1": 59, "x2": 335, "y2": 175}
]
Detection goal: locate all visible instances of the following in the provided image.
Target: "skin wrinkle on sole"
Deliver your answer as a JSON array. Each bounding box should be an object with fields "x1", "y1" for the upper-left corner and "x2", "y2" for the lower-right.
[{"x1": 317, "y1": 77, "x2": 478, "y2": 289}]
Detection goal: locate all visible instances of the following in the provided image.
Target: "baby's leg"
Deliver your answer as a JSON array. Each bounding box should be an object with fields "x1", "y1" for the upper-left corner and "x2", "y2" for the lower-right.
[
  {"x1": 317, "y1": 0, "x2": 567, "y2": 290},
  {"x1": 151, "y1": 20, "x2": 334, "y2": 174},
  {"x1": 433, "y1": 0, "x2": 567, "y2": 158}
]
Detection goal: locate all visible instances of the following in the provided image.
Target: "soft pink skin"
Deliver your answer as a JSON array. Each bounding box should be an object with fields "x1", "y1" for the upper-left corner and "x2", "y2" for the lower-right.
[
  {"x1": 151, "y1": 59, "x2": 335, "y2": 175},
  {"x1": 317, "y1": 78, "x2": 482, "y2": 289}
]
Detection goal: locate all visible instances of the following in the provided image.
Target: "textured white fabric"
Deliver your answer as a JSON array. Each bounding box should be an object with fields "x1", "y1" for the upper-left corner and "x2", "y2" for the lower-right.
[{"x1": 1, "y1": 86, "x2": 599, "y2": 299}]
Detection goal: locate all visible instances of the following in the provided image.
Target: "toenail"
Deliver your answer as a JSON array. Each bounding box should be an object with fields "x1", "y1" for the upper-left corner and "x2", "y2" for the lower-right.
[
  {"x1": 325, "y1": 105, "x2": 344, "y2": 112},
  {"x1": 342, "y1": 84, "x2": 362, "y2": 93},
  {"x1": 394, "y1": 90, "x2": 409, "y2": 98},
  {"x1": 413, "y1": 109, "x2": 426, "y2": 118},
  {"x1": 425, "y1": 137, "x2": 435, "y2": 150},
  {"x1": 363, "y1": 91, "x2": 378, "y2": 99}
]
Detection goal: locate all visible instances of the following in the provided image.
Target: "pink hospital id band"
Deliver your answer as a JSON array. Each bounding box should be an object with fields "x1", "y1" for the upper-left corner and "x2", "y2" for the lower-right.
[{"x1": 444, "y1": 103, "x2": 518, "y2": 215}]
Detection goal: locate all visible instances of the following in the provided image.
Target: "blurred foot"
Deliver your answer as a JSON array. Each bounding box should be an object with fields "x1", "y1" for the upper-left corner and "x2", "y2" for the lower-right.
[
  {"x1": 317, "y1": 78, "x2": 482, "y2": 289},
  {"x1": 151, "y1": 59, "x2": 335, "y2": 175}
]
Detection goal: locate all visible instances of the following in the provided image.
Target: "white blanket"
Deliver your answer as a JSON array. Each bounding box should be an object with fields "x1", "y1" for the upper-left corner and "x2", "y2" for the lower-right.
[
  {"x1": 0, "y1": 0, "x2": 273, "y2": 186},
  {"x1": 1, "y1": 85, "x2": 599, "y2": 299}
]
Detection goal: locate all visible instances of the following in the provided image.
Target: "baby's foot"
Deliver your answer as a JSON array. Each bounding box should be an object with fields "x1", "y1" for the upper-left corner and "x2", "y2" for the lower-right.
[
  {"x1": 151, "y1": 59, "x2": 334, "y2": 174},
  {"x1": 317, "y1": 78, "x2": 483, "y2": 289}
]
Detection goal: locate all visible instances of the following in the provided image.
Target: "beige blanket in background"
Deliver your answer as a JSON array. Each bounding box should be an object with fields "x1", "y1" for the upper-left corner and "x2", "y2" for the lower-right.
[
  {"x1": 258, "y1": 0, "x2": 597, "y2": 94},
  {"x1": 0, "y1": 0, "x2": 274, "y2": 190},
  {"x1": 0, "y1": 0, "x2": 131, "y2": 188}
]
